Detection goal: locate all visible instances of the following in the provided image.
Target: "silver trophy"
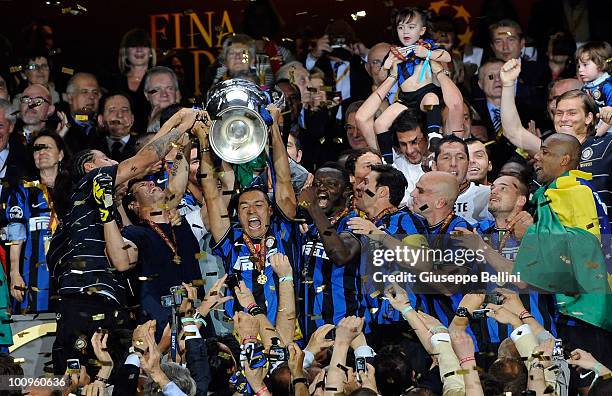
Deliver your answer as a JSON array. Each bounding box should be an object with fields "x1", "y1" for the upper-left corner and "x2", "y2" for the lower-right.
[{"x1": 205, "y1": 78, "x2": 284, "y2": 164}]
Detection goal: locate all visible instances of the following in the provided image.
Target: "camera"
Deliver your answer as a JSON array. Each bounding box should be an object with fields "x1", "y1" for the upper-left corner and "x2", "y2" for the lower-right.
[
  {"x1": 330, "y1": 36, "x2": 348, "y2": 49},
  {"x1": 160, "y1": 285, "x2": 185, "y2": 308},
  {"x1": 484, "y1": 293, "x2": 503, "y2": 305},
  {"x1": 472, "y1": 308, "x2": 492, "y2": 319},
  {"x1": 66, "y1": 359, "x2": 80, "y2": 373},
  {"x1": 269, "y1": 338, "x2": 289, "y2": 363}
]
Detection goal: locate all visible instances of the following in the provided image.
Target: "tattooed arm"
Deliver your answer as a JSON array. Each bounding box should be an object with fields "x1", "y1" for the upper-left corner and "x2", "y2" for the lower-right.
[
  {"x1": 116, "y1": 108, "x2": 200, "y2": 185},
  {"x1": 164, "y1": 141, "x2": 191, "y2": 210}
]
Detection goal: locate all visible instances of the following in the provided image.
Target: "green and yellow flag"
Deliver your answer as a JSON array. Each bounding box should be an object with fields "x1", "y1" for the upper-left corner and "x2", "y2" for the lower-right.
[{"x1": 514, "y1": 170, "x2": 612, "y2": 331}]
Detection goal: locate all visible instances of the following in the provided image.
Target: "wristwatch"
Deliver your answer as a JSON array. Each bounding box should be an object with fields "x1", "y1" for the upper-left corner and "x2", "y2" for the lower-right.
[{"x1": 455, "y1": 307, "x2": 471, "y2": 319}]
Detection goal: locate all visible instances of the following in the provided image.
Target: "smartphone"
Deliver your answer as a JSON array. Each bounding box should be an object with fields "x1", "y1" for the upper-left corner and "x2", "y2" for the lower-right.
[
  {"x1": 355, "y1": 357, "x2": 367, "y2": 372},
  {"x1": 552, "y1": 339, "x2": 563, "y2": 358},
  {"x1": 225, "y1": 273, "x2": 240, "y2": 290}
]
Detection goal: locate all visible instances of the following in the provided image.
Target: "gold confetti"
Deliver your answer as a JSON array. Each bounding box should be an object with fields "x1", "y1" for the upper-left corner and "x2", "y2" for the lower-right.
[
  {"x1": 61, "y1": 67, "x2": 75, "y2": 75},
  {"x1": 92, "y1": 314, "x2": 105, "y2": 321},
  {"x1": 370, "y1": 290, "x2": 381, "y2": 299},
  {"x1": 75, "y1": 114, "x2": 88, "y2": 121}
]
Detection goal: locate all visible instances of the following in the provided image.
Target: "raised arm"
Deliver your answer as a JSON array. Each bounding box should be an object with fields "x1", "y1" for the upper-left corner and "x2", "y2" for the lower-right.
[
  {"x1": 355, "y1": 66, "x2": 400, "y2": 149},
  {"x1": 165, "y1": 141, "x2": 191, "y2": 210},
  {"x1": 197, "y1": 123, "x2": 230, "y2": 244},
  {"x1": 270, "y1": 253, "x2": 296, "y2": 344},
  {"x1": 298, "y1": 187, "x2": 360, "y2": 265},
  {"x1": 92, "y1": 173, "x2": 133, "y2": 271},
  {"x1": 500, "y1": 59, "x2": 541, "y2": 155},
  {"x1": 269, "y1": 106, "x2": 296, "y2": 219},
  {"x1": 116, "y1": 108, "x2": 200, "y2": 186},
  {"x1": 431, "y1": 61, "x2": 464, "y2": 134}
]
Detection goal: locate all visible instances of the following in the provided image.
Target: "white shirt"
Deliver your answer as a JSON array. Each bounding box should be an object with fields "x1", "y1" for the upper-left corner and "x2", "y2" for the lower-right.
[
  {"x1": 454, "y1": 182, "x2": 493, "y2": 225},
  {"x1": 392, "y1": 149, "x2": 425, "y2": 207}
]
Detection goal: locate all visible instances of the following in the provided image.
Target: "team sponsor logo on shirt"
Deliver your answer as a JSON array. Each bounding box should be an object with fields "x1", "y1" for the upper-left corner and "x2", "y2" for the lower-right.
[
  {"x1": 29, "y1": 216, "x2": 50, "y2": 231},
  {"x1": 302, "y1": 241, "x2": 328, "y2": 260},
  {"x1": 231, "y1": 247, "x2": 279, "y2": 271},
  {"x1": 9, "y1": 206, "x2": 23, "y2": 219}
]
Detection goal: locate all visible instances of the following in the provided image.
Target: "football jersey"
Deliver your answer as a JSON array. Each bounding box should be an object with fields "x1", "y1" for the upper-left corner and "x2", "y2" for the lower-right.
[
  {"x1": 5, "y1": 180, "x2": 54, "y2": 312},
  {"x1": 299, "y1": 211, "x2": 363, "y2": 336},
  {"x1": 212, "y1": 209, "x2": 301, "y2": 325}
]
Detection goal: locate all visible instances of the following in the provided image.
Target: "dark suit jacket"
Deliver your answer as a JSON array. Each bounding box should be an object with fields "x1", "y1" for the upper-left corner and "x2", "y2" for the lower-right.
[
  {"x1": 314, "y1": 54, "x2": 373, "y2": 118},
  {"x1": 471, "y1": 98, "x2": 535, "y2": 177},
  {"x1": 89, "y1": 133, "x2": 138, "y2": 162},
  {"x1": 63, "y1": 121, "x2": 97, "y2": 156}
]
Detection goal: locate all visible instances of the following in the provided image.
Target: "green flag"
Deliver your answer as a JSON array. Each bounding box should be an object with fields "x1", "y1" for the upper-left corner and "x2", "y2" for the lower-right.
[{"x1": 514, "y1": 171, "x2": 612, "y2": 331}]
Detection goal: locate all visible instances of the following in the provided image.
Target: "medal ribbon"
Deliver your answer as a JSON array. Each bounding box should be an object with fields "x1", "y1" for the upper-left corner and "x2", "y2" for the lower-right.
[
  {"x1": 243, "y1": 233, "x2": 267, "y2": 272},
  {"x1": 146, "y1": 220, "x2": 180, "y2": 262},
  {"x1": 369, "y1": 206, "x2": 398, "y2": 225}
]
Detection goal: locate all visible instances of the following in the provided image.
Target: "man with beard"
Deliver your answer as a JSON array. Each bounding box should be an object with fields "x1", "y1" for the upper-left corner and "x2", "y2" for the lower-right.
[
  {"x1": 433, "y1": 135, "x2": 492, "y2": 224},
  {"x1": 91, "y1": 92, "x2": 138, "y2": 162},
  {"x1": 62, "y1": 72, "x2": 101, "y2": 154},
  {"x1": 346, "y1": 164, "x2": 428, "y2": 341},
  {"x1": 456, "y1": 174, "x2": 556, "y2": 362},
  {"x1": 202, "y1": 107, "x2": 299, "y2": 325},
  {"x1": 297, "y1": 163, "x2": 361, "y2": 337}
]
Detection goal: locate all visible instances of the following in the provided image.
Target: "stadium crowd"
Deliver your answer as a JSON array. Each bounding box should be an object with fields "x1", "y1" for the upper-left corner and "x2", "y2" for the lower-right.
[{"x1": 0, "y1": 0, "x2": 611, "y2": 395}]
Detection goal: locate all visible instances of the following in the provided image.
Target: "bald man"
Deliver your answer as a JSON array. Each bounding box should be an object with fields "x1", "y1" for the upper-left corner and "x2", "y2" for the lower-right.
[
  {"x1": 64, "y1": 73, "x2": 102, "y2": 153},
  {"x1": 410, "y1": 171, "x2": 470, "y2": 232},
  {"x1": 365, "y1": 43, "x2": 392, "y2": 87},
  {"x1": 17, "y1": 83, "x2": 55, "y2": 143},
  {"x1": 410, "y1": 171, "x2": 479, "y2": 328},
  {"x1": 520, "y1": 132, "x2": 612, "y2": 393},
  {"x1": 533, "y1": 133, "x2": 582, "y2": 186}
]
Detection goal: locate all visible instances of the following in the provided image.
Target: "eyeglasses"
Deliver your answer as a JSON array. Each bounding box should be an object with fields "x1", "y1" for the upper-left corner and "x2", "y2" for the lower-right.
[
  {"x1": 20, "y1": 96, "x2": 50, "y2": 106},
  {"x1": 25, "y1": 63, "x2": 50, "y2": 71}
]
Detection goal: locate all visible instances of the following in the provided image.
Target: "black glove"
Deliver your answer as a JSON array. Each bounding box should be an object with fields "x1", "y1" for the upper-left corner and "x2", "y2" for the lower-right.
[{"x1": 92, "y1": 173, "x2": 116, "y2": 223}]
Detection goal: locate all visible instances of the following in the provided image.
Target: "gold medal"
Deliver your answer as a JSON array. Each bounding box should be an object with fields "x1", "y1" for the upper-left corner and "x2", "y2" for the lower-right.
[
  {"x1": 173, "y1": 255, "x2": 181, "y2": 265},
  {"x1": 257, "y1": 273, "x2": 268, "y2": 285}
]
